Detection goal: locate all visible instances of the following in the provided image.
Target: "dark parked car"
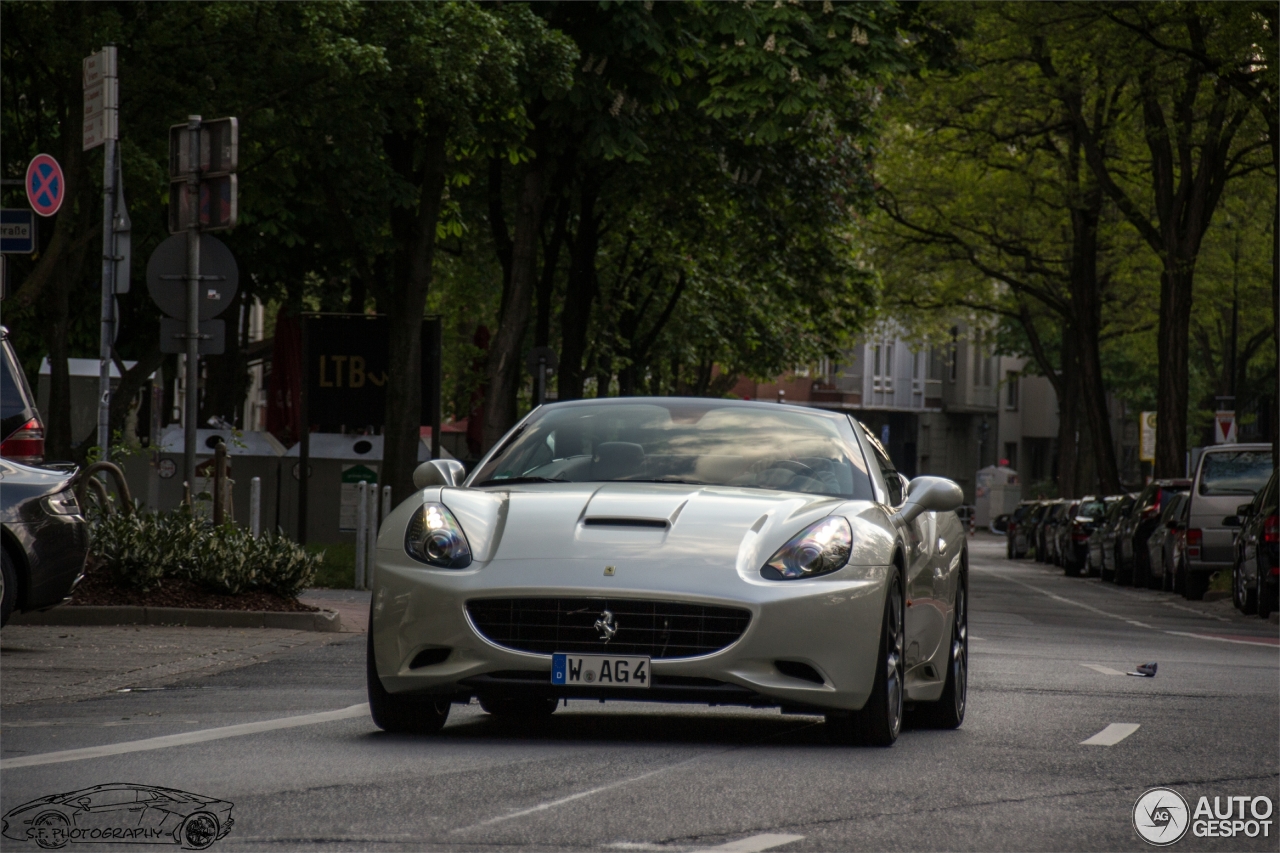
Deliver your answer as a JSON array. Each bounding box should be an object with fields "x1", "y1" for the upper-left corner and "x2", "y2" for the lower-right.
[
  {"x1": 0, "y1": 459, "x2": 88, "y2": 627},
  {"x1": 1233, "y1": 469, "x2": 1278, "y2": 618},
  {"x1": 1027, "y1": 501, "x2": 1052, "y2": 562},
  {"x1": 1100, "y1": 494, "x2": 1137, "y2": 583},
  {"x1": 1086, "y1": 495, "x2": 1125, "y2": 575},
  {"x1": 1146, "y1": 492, "x2": 1188, "y2": 591},
  {"x1": 1, "y1": 327, "x2": 44, "y2": 465},
  {"x1": 1118, "y1": 479, "x2": 1191, "y2": 586},
  {"x1": 1039, "y1": 500, "x2": 1070, "y2": 564},
  {"x1": 1006, "y1": 501, "x2": 1039, "y2": 558}
]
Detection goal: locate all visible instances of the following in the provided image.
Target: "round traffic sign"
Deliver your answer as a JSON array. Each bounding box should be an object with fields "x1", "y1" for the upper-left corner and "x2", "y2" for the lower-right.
[
  {"x1": 26, "y1": 154, "x2": 65, "y2": 217},
  {"x1": 145, "y1": 234, "x2": 239, "y2": 321}
]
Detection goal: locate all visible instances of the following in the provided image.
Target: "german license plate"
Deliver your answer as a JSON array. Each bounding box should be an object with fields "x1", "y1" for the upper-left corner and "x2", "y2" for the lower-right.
[{"x1": 551, "y1": 653, "x2": 650, "y2": 688}]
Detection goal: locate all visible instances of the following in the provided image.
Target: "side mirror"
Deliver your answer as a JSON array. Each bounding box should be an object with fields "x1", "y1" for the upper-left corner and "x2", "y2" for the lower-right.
[
  {"x1": 1236, "y1": 503, "x2": 1253, "y2": 517},
  {"x1": 1222, "y1": 515, "x2": 1242, "y2": 528},
  {"x1": 413, "y1": 459, "x2": 466, "y2": 490},
  {"x1": 892, "y1": 476, "x2": 964, "y2": 526}
]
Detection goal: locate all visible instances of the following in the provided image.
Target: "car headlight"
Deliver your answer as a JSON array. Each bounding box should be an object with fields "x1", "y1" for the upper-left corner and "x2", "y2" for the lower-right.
[
  {"x1": 405, "y1": 502, "x2": 472, "y2": 568},
  {"x1": 761, "y1": 516, "x2": 852, "y2": 580}
]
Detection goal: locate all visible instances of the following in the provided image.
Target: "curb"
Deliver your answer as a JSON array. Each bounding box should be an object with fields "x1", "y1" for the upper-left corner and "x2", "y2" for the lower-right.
[{"x1": 10, "y1": 605, "x2": 343, "y2": 632}]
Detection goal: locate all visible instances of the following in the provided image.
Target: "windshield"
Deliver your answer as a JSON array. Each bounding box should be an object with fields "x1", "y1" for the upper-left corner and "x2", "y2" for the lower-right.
[
  {"x1": 1198, "y1": 450, "x2": 1274, "y2": 496},
  {"x1": 471, "y1": 400, "x2": 875, "y2": 499}
]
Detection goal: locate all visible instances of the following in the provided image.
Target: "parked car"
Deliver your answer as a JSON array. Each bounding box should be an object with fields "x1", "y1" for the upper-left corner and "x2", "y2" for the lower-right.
[
  {"x1": 1063, "y1": 498, "x2": 1109, "y2": 576},
  {"x1": 1181, "y1": 444, "x2": 1273, "y2": 600},
  {"x1": 1005, "y1": 501, "x2": 1039, "y2": 558},
  {"x1": 1040, "y1": 500, "x2": 1070, "y2": 564},
  {"x1": 1146, "y1": 492, "x2": 1188, "y2": 591},
  {"x1": 1031, "y1": 501, "x2": 1053, "y2": 562},
  {"x1": 0, "y1": 459, "x2": 89, "y2": 627},
  {"x1": 1087, "y1": 495, "x2": 1125, "y2": 576},
  {"x1": 0, "y1": 327, "x2": 45, "y2": 465},
  {"x1": 1118, "y1": 479, "x2": 1191, "y2": 587},
  {"x1": 1233, "y1": 469, "x2": 1278, "y2": 617},
  {"x1": 1100, "y1": 494, "x2": 1136, "y2": 583},
  {"x1": 1052, "y1": 499, "x2": 1086, "y2": 573}
]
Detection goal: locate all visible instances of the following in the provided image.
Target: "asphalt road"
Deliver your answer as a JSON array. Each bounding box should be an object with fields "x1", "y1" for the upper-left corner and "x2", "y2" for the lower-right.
[{"x1": 3, "y1": 536, "x2": 1277, "y2": 852}]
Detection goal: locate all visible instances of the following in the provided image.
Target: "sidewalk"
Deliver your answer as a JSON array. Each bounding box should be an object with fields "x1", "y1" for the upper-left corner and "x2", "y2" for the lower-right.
[{"x1": 0, "y1": 591, "x2": 370, "y2": 708}]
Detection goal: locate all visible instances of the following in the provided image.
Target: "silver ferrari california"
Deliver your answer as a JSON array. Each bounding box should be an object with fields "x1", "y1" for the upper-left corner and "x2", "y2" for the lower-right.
[{"x1": 367, "y1": 398, "x2": 968, "y2": 745}]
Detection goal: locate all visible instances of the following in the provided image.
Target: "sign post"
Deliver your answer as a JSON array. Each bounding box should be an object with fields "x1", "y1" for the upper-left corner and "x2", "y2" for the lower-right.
[
  {"x1": 164, "y1": 115, "x2": 239, "y2": 488},
  {"x1": 84, "y1": 46, "x2": 122, "y2": 459}
]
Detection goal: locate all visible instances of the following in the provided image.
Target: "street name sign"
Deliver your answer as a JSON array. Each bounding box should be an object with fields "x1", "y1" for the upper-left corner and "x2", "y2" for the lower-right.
[
  {"x1": 0, "y1": 210, "x2": 36, "y2": 254},
  {"x1": 25, "y1": 155, "x2": 65, "y2": 217},
  {"x1": 82, "y1": 47, "x2": 119, "y2": 150}
]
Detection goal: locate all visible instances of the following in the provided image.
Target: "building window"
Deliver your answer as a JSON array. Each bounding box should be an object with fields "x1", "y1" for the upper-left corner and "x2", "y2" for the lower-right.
[
  {"x1": 1005, "y1": 371, "x2": 1019, "y2": 410},
  {"x1": 872, "y1": 340, "x2": 893, "y2": 392}
]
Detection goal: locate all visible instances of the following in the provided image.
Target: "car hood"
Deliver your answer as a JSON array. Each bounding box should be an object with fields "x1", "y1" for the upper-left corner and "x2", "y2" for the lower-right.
[{"x1": 437, "y1": 482, "x2": 893, "y2": 570}]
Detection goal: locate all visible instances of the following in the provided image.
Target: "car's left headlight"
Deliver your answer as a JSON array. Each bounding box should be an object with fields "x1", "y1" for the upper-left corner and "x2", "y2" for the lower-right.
[
  {"x1": 761, "y1": 516, "x2": 852, "y2": 580},
  {"x1": 405, "y1": 502, "x2": 472, "y2": 568}
]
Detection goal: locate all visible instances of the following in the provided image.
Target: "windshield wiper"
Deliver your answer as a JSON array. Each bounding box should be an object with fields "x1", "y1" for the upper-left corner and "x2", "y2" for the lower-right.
[
  {"x1": 610, "y1": 478, "x2": 710, "y2": 486},
  {"x1": 473, "y1": 476, "x2": 567, "y2": 488}
]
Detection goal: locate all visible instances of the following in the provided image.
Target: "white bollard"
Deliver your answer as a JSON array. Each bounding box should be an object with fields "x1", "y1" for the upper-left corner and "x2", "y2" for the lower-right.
[
  {"x1": 365, "y1": 485, "x2": 378, "y2": 589},
  {"x1": 249, "y1": 476, "x2": 262, "y2": 538},
  {"x1": 381, "y1": 485, "x2": 392, "y2": 524},
  {"x1": 355, "y1": 481, "x2": 368, "y2": 590}
]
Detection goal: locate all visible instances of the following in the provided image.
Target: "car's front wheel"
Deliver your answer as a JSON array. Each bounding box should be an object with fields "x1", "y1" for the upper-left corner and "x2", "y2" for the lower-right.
[
  {"x1": 827, "y1": 567, "x2": 903, "y2": 747},
  {"x1": 367, "y1": 629, "x2": 450, "y2": 734},
  {"x1": 912, "y1": 571, "x2": 967, "y2": 730},
  {"x1": 31, "y1": 812, "x2": 69, "y2": 850}
]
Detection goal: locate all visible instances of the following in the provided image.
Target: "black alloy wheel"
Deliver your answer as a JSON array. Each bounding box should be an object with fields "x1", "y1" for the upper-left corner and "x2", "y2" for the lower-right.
[
  {"x1": 179, "y1": 813, "x2": 219, "y2": 850},
  {"x1": 367, "y1": 624, "x2": 451, "y2": 734},
  {"x1": 1234, "y1": 560, "x2": 1258, "y2": 615},
  {"x1": 827, "y1": 567, "x2": 904, "y2": 746},
  {"x1": 912, "y1": 570, "x2": 967, "y2": 729}
]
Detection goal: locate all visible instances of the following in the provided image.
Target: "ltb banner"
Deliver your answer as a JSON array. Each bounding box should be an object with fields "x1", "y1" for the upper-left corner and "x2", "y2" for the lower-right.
[{"x1": 302, "y1": 315, "x2": 440, "y2": 433}]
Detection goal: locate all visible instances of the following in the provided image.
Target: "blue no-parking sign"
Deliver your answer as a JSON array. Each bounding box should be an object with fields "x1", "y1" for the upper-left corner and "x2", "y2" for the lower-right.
[{"x1": 26, "y1": 154, "x2": 65, "y2": 217}]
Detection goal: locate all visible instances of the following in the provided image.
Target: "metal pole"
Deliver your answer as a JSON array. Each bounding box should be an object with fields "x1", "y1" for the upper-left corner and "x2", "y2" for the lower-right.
[
  {"x1": 298, "y1": 318, "x2": 310, "y2": 543},
  {"x1": 97, "y1": 134, "x2": 117, "y2": 458},
  {"x1": 537, "y1": 357, "x2": 546, "y2": 406},
  {"x1": 250, "y1": 476, "x2": 261, "y2": 538},
  {"x1": 183, "y1": 115, "x2": 202, "y2": 488},
  {"x1": 430, "y1": 316, "x2": 442, "y2": 461},
  {"x1": 355, "y1": 480, "x2": 367, "y2": 590},
  {"x1": 381, "y1": 485, "x2": 392, "y2": 523},
  {"x1": 212, "y1": 438, "x2": 227, "y2": 525}
]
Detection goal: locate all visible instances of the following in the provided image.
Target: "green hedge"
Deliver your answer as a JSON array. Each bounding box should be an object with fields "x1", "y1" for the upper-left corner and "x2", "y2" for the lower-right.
[{"x1": 90, "y1": 507, "x2": 321, "y2": 598}]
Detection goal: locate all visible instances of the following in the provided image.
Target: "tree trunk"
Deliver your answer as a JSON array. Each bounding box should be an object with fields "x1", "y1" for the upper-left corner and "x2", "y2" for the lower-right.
[
  {"x1": 557, "y1": 176, "x2": 601, "y2": 401},
  {"x1": 1054, "y1": 328, "x2": 1082, "y2": 499},
  {"x1": 1154, "y1": 265, "x2": 1194, "y2": 478},
  {"x1": 384, "y1": 132, "x2": 448, "y2": 504},
  {"x1": 482, "y1": 161, "x2": 549, "y2": 450},
  {"x1": 535, "y1": 195, "x2": 569, "y2": 349}
]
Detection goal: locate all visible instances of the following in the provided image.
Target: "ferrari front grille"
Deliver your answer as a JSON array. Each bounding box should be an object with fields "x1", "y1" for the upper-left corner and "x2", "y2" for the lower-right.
[{"x1": 465, "y1": 597, "x2": 751, "y2": 659}]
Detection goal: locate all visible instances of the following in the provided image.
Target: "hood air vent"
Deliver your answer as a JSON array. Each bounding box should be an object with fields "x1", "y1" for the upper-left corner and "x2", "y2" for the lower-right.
[{"x1": 582, "y1": 517, "x2": 668, "y2": 529}]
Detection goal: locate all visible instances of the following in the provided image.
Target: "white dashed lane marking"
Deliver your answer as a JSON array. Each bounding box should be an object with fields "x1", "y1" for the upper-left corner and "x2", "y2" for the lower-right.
[
  {"x1": 693, "y1": 834, "x2": 806, "y2": 852},
  {"x1": 1080, "y1": 664, "x2": 1126, "y2": 676},
  {"x1": 1, "y1": 704, "x2": 370, "y2": 770},
  {"x1": 1080, "y1": 723, "x2": 1141, "y2": 746}
]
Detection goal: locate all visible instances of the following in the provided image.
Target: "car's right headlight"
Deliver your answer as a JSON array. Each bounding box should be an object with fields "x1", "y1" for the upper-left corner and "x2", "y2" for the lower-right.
[{"x1": 404, "y1": 502, "x2": 472, "y2": 568}]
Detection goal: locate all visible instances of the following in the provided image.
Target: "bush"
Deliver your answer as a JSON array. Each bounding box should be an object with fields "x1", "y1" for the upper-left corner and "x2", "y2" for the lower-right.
[{"x1": 89, "y1": 507, "x2": 322, "y2": 598}]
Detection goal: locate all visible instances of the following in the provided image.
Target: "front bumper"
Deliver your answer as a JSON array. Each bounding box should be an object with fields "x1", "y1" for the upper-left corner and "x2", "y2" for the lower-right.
[{"x1": 370, "y1": 551, "x2": 891, "y2": 713}]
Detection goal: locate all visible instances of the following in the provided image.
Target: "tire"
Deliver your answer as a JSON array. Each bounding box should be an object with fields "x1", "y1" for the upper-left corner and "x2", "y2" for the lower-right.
[
  {"x1": 179, "y1": 813, "x2": 220, "y2": 850},
  {"x1": 1173, "y1": 557, "x2": 1186, "y2": 595},
  {"x1": 479, "y1": 696, "x2": 559, "y2": 718},
  {"x1": 1162, "y1": 561, "x2": 1173, "y2": 592},
  {"x1": 1064, "y1": 557, "x2": 1081, "y2": 577},
  {"x1": 1132, "y1": 549, "x2": 1149, "y2": 588},
  {"x1": 912, "y1": 570, "x2": 967, "y2": 730},
  {"x1": 1, "y1": 546, "x2": 18, "y2": 628},
  {"x1": 827, "y1": 567, "x2": 904, "y2": 747},
  {"x1": 1260, "y1": 583, "x2": 1274, "y2": 619},
  {"x1": 1234, "y1": 561, "x2": 1258, "y2": 615},
  {"x1": 31, "y1": 812, "x2": 69, "y2": 850},
  {"x1": 1006, "y1": 539, "x2": 1013, "y2": 559},
  {"x1": 367, "y1": 628, "x2": 450, "y2": 734}
]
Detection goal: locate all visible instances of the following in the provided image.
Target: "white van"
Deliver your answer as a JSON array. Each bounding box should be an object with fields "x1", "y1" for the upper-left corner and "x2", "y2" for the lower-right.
[{"x1": 1184, "y1": 443, "x2": 1274, "y2": 599}]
